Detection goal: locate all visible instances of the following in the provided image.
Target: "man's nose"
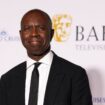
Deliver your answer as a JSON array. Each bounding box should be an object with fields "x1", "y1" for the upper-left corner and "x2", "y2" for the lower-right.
[{"x1": 31, "y1": 26, "x2": 39, "y2": 36}]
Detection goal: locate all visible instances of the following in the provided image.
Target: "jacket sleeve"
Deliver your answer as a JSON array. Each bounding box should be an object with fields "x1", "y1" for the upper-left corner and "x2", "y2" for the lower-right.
[
  {"x1": 0, "y1": 76, "x2": 7, "y2": 105},
  {"x1": 71, "y1": 68, "x2": 93, "y2": 105}
]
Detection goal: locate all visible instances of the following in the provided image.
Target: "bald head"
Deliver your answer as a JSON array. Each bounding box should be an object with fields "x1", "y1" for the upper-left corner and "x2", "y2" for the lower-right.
[{"x1": 21, "y1": 9, "x2": 52, "y2": 29}]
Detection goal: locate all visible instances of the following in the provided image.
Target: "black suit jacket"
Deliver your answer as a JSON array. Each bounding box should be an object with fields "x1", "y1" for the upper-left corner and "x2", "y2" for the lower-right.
[{"x1": 0, "y1": 53, "x2": 93, "y2": 105}]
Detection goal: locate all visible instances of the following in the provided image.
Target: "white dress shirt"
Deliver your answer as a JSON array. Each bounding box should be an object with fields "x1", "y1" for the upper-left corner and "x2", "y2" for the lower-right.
[{"x1": 25, "y1": 51, "x2": 53, "y2": 105}]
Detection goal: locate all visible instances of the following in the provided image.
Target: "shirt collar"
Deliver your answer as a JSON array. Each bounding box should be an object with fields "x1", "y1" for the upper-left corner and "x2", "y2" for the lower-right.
[{"x1": 27, "y1": 51, "x2": 53, "y2": 68}]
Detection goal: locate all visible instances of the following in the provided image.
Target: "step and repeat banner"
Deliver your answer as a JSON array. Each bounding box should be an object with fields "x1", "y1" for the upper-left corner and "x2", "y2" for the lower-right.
[{"x1": 0, "y1": 0, "x2": 105, "y2": 105}]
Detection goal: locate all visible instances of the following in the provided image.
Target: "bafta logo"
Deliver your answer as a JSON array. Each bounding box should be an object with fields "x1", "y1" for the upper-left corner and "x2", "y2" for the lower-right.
[{"x1": 52, "y1": 14, "x2": 72, "y2": 42}]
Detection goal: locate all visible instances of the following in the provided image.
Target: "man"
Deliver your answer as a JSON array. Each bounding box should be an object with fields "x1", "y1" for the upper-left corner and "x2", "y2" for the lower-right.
[{"x1": 0, "y1": 9, "x2": 93, "y2": 105}]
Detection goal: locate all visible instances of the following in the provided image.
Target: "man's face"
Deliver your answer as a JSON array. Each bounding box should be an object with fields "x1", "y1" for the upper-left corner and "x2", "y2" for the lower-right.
[{"x1": 20, "y1": 12, "x2": 54, "y2": 56}]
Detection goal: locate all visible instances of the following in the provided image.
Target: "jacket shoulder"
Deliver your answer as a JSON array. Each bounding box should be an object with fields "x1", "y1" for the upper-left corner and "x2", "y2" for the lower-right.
[
  {"x1": 54, "y1": 54, "x2": 86, "y2": 74},
  {"x1": 54, "y1": 55, "x2": 89, "y2": 82},
  {"x1": 1, "y1": 61, "x2": 26, "y2": 79}
]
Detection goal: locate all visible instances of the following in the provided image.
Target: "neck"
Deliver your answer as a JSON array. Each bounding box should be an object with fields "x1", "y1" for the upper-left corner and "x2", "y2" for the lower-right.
[{"x1": 28, "y1": 46, "x2": 50, "y2": 61}]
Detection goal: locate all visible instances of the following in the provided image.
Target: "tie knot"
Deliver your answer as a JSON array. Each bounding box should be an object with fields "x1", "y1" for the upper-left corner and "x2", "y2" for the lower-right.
[{"x1": 34, "y1": 62, "x2": 41, "y2": 68}]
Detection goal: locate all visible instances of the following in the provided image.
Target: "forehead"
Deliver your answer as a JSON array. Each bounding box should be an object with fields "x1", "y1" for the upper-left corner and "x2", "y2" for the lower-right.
[{"x1": 21, "y1": 11, "x2": 50, "y2": 26}]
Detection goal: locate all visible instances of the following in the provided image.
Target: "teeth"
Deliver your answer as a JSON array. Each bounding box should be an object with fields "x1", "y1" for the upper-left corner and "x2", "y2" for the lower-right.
[{"x1": 30, "y1": 40, "x2": 40, "y2": 45}]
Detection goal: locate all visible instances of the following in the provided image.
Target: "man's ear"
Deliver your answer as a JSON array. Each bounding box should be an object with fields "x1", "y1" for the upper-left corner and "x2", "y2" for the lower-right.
[
  {"x1": 19, "y1": 30, "x2": 23, "y2": 42},
  {"x1": 19, "y1": 30, "x2": 21, "y2": 35},
  {"x1": 50, "y1": 29, "x2": 54, "y2": 41},
  {"x1": 19, "y1": 30, "x2": 22, "y2": 38}
]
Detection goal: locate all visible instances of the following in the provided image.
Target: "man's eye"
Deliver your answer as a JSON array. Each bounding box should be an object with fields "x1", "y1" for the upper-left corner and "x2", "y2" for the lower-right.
[
  {"x1": 22, "y1": 26, "x2": 31, "y2": 31},
  {"x1": 38, "y1": 26, "x2": 46, "y2": 31}
]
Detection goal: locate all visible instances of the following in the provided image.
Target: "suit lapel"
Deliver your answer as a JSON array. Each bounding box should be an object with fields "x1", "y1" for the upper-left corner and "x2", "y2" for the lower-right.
[{"x1": 44, "y1": 54, "x2": 65, "y2": 105}]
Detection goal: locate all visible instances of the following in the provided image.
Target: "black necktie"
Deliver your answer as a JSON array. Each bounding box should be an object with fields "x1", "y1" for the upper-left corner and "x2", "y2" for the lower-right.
[{"x1": 28, "y1": 62, "x2": 41, "y2": 105}]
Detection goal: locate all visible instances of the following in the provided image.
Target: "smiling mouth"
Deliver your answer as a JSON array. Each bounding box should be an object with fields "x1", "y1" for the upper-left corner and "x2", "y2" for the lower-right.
[
  {"x1": 28, "y1": 39, "x2": 41, "y2": 45},
  {"x1": 31, "y1": 41, "x2": 39, "y2": 44},
  {"x1": 30, "y1": 40, "x2": 39, "y2": 43}
]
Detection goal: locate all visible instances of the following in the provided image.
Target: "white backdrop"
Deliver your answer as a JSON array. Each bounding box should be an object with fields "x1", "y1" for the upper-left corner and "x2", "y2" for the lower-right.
[{"x1": 0, "y1": 0, "x2": 105, "y2": 105}]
